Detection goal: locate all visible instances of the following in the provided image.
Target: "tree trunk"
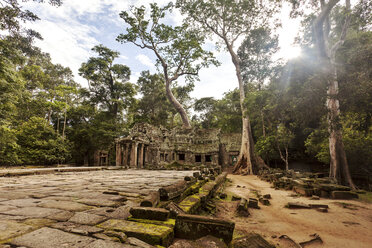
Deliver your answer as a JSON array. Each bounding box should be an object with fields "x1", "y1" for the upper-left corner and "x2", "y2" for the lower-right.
[
  {"x1": 165, "y1": 80, "x2": 191, "y2": 128},
  {"x1": 226, "y1": 43, "x2": 261, "y2": 175},
  {"x1": 62, "y1": 107, "x2": 67, "y2": 139},
  {"x1": 313, "y1": 0, "x2": 355, "y2": 189},
  {"x1": 327, "y1": 65, "x2": 355, "y2": 189}
]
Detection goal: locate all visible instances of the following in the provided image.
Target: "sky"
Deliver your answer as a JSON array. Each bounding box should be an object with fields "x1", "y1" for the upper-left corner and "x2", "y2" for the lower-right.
[{"x1": 20, "y1": 0, "x2": 301, "y2": 100}]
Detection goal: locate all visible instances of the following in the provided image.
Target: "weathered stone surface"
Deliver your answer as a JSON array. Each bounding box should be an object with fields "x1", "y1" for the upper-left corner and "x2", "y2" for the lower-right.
[
  {"x1": 178, "y1": 194, "x2": 202, "y2": 214},
  {"x1": 69, "y1": 212, "x2": 107, "y2": 225},
  {"x1": 197, "y1": 235, "x2": 227, "y2": 248},
  {"x1": 3, "y1": 206, "x2": 62, "y2": 218},
  {"x1": 98, "y1": 219, "x2": 173, "y2": 247},
  {"x1": 39, "y1": 200, "x2": 91, "y2": 211},
  {"x1": 309, "y1": 204, "x2": 329, "y2": 209},
  {"x1": 331, "y1": 191, "x2": 358, "y2": 200},
  {"x1": 159, "y1": 180, "x2": 188, "y2": 201},
  {"x1": 10, "y1": 227, "x2": 95, "y2": 248},
  {"x1": 129, "y1": 207, "x2": 170, "y2": 221},
  {"x1": 77, "y1": 198, "x2": 120, "y2": 207},
  {"x1": 108, "y1": 206, "x2": 131, "y2": 219},
  {"x1": 127, "y1": 237, "x2": 156, "y2": 248},
  {"x1": 237, "y1": 198, "x2": 249, "y2": 217},
  {"x1": 47, "y1": 210, "x2": 74, "y2": 221},
  {"x1": 23, "y1": 218, "x2": 55, "y2": 228},
  {"x1": 231, "y1": 233, "x2": 275, "y2": 248},
  {"x1": 0, "y1": 220, "x2": 34, "y2": 242},
  {"x1": 89, "y1": 239, "x2": 134, "y2": 248},
  {"x1": 175, "y1": 214, "x2": 235, "y2": 244},
  {"x1": 51, "y1": 222, "x2": 103, "y2": 235}
]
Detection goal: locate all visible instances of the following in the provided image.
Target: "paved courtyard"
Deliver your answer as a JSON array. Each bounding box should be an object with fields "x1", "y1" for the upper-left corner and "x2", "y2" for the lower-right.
[{"x1": 0, "y1": 169, "x2": 194, "y2": 247}]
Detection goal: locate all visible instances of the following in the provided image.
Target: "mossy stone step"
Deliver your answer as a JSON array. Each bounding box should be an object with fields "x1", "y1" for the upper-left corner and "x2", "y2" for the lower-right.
[
  {"x1": 98, "y1": 219, "x2": 173, "y2": 247},
  {"x1": 127, "y1": 217, "x2": 176, "y2": 228}
]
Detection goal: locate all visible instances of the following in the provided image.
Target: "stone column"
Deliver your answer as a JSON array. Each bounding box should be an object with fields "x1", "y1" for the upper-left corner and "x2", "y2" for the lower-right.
[
  {"x1": 116, "y1": 143, "x2": 121, "y2": 166},
  {"x1": 138, "y1": 144, "x2": 144, "y2": 168},
  {"x1": 130, "y1": 142, "x2": 138, "y2": 168},
  {"x1": 123, "y1": 144, "x2": 128, "y2": 167}
]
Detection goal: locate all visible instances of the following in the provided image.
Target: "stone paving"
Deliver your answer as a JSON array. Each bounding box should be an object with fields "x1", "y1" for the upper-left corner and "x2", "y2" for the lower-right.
[{"x1": 0, "y1": 169, "x2": 194, "y2": 247}]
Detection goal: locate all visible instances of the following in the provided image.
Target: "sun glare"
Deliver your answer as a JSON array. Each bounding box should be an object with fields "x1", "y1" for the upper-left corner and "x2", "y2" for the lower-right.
[{"x1": 283, "y1": 46, "x2": 302, "y2": 60}]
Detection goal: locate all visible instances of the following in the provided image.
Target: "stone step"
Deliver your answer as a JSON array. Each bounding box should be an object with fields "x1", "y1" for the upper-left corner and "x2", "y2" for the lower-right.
[{"x1": 129, "y1": 207, "x2": 170, "y2": 221}]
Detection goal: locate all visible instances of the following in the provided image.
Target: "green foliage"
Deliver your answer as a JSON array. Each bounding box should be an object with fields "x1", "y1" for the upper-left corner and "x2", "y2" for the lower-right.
[{"x1": 16, "y1": 117, "x2": 70, "y2": 165}]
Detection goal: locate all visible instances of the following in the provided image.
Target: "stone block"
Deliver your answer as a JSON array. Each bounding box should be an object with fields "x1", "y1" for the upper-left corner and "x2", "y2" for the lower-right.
[
  {"x1": 248, "y1": 198, "x2": 259, "y2": 209},
  {"x1": 165, "y1": 202, "x2": 185, "y2": 218},
  {"x1": 98, "y1": 219, "x2": 173, "y2": 247},
  {"x1": 331, "y1": 191, "x2": 358, "y2": 200},
  {"x1": 178, "y1": 194, "x2": 202, "y2": 214},
  {"x1": 175, "y1": 214, "x2": 235, "y2": 244},
  {"x1": 293, "y1": 186, "x2": 313, "y2": 197},
  {"x1": 129, "y1": 207, "x2": 170, "y2": 221},
  {"x1": 0, "y1": 220, "x2": 34, "y2": 242}
]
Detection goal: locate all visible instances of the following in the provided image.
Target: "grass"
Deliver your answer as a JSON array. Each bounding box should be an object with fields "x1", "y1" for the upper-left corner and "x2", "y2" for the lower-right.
[{"x1": 357, "y1": 191, "x2": 372, "y2": 204}]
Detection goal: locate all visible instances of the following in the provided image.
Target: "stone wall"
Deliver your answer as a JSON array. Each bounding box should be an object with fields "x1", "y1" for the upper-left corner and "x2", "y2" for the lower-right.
[{"x1": 115, "y1": 123, "x2": 241, "y2": 168}]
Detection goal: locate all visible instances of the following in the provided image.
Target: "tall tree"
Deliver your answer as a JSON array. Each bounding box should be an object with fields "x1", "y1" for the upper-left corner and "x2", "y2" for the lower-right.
[
  {"x1": 117, "y1": 2, "x2": 218, "y2": 128},
  {"x1": 177, "y1": 0, "x2": 279, "y2": 173},
  {"x1": 311, "y1": 0, "x2": 355, "y2": 188},
  {"x1": 79, "y1": 45, "x2": 135, "y2": 120}
]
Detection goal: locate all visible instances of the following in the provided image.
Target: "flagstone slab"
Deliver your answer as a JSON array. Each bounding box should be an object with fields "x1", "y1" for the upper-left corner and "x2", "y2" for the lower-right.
[
  {"x1": 69, "y1": 212, "x2": 107, "y2": 225},
  {"x1": 0, "y1": 220, "x2": 34, "y2": 242},
  {"x1": 3, "y1": 207, "x2": 62, "y2": 218},
  {"x1": 10, "y1": 227, "x2": 95, "y2": 248},
  {"x1": 38, "y1": 200, "x2": 92, "y2": 211}
]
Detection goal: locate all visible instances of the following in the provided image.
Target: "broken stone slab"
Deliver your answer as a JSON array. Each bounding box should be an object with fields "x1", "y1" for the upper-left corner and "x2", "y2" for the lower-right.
[
  {"x1": 140, "y1": 191, "x2": 160, "y2": 208},
  {"x1": 287, "y1": 202, "x2": 311, "y2": 209},
  {"x1": 299, "y1": 233, "x2": 323, "y2": 247},
  {"x1": 69, "y1": 212, "x2": 107, "y2": 225},
  {"x1": 10, "y1": 227, "x2": 95, "y2": 248},
  {"x1": 331, "y1": 191, "x2": 358, "y2": 200},
  {"x1": 108, "y1": 206, "x2": 132, "y2": 220},
  {"x1": 317, "y1": 184, "x2": 351, "y2": 192},
  {"x1": 175, "y1": 213, "x2": 235, "y2": 244},
  {"x1": 38, "y1": 200, "x2": 92, "y2": 212},
  {"x1": 231, "y1": 233, "x2": 275, "y2": 248},
  {"x1": 0, "y1": 220, "x2": 34, "y2": 242},
  {"x1": 129, "y1": 207, "x2": 170, "y2": 221},
  {"x1": 98, "y1": 219, "x2": 173, "y2": 247}
]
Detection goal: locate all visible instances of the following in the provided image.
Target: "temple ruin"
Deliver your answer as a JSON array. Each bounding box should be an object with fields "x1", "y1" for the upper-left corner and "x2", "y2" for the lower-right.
[{"x1": 115, "y1": 123, "x2": 241, "y2": 168}]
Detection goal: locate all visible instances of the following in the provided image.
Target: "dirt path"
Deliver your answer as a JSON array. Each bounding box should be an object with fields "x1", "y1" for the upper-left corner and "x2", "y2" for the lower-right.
[{"x1": 216, "y1": 175, "x2": 372, "y2": 248}]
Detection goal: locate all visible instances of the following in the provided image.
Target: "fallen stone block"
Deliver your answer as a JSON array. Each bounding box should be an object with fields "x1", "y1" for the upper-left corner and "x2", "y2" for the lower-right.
[
  {"x1": 259, "y1": 198, "x2": 270, "y2": 206},
  {"x1": 331, "y1": 191, "x2": 358, "y2": 200},
  {"x1": 231, "y1": 233, "x2": 275, "y2": 248},
  {"x1": 175, "y1": 213, "x2": 235, "y2": 244},
  {"x1": 287, "y1": 202, "x2": 311, "y2": 209},
  {"x1": 129, "y1": 207, "x2": 170, "y2": 221},
  {"x1": 98, "y1": 219, "x2": 173, "y2": 247},
  {"x1": 236, "y1": 198, "x2": 249, "y2": 217},
  {"x1": 263, "y1": 194, "x2": 271, "y2": 199},
  {"x1": 140, "y1": 191, "x2": 160, "y2": 207},
  {"x1": 248, "y1": 198, "x2": 260, "y2": 209},
  {"x1": 316, "y1": 208, "x2": 328, "y2": 213}
]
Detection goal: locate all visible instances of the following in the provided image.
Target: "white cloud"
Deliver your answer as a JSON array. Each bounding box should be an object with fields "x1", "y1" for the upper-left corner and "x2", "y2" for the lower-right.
[{"x1": 135, "y1": 54, "x2": 156, "y2": 71}]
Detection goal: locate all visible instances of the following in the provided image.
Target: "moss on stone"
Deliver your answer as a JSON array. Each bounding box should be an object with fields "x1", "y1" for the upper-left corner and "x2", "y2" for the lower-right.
[
  {"x1": 98, "y1": 219, "x2": 173, "y2": 246},
  {"x1": 178, "y1": 194, "x2": 202, "y2": 213},
  {"x1": 23, "y1": 218, "x2": 55, "y2": 228},
  {"x1": 127, "y1": 217, "x2": 176, "y2": 227}
]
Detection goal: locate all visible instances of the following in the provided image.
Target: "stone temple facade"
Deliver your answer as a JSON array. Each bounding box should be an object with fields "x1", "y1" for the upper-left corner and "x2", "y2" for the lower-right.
[{"x1": 115, "y1": 123, "x2": 241, "y2": 168}]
